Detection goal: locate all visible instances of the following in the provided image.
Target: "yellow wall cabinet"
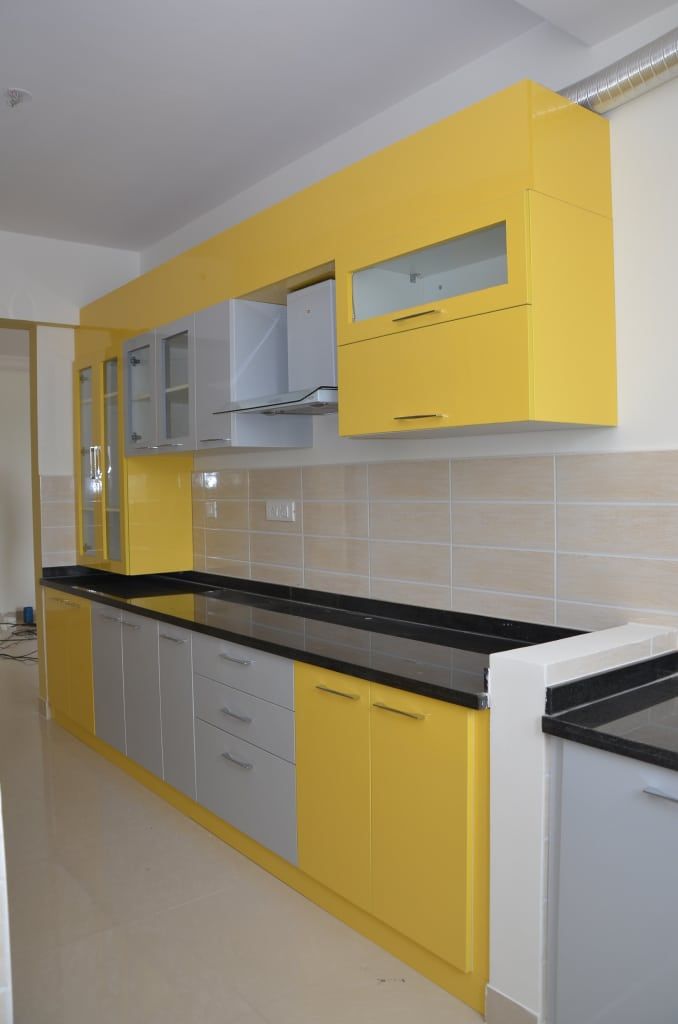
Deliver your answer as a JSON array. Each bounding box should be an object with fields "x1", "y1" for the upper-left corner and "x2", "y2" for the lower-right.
[
  {"x1": 43, "y1": 588, "x2": 95, "y2": 733},
  {"x1": 74, "y1": 338, "x2": 193, "y2": 575},
  {"x1": 295, "y1": 664, "x2": 489, "y2": 1001}
]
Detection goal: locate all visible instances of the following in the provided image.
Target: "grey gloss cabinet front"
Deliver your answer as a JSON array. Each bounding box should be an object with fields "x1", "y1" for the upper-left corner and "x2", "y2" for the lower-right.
[
  {"x1": 195, "y1": 718, "x2": 297, "y2": 864},
  {"x1": 121, "y1": 613, "x2": 163, "y2": 777},
  {"x1": 550, "y1": 740, "x2": 678, "y2": 1024},
  {"x1": 91, "y1": 603, "x2": 126, "y2": 754},
  {"x1": 158, "y1": 625, "x2": 196, "y2": 799}
]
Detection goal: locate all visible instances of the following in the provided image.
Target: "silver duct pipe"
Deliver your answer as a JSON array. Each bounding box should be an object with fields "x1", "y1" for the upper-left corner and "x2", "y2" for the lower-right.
[{"x1": 561, "y1": 28, "x2": 678, "y2": 114}]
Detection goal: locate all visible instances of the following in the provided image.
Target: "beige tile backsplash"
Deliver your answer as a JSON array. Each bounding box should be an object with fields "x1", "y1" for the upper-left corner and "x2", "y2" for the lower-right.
[
  {"x1": 193, "y1": 452, "x2": 678, "y2": 630},
  {"x1": 40, "y1": 475, "x2": 76, "y2": 568}
]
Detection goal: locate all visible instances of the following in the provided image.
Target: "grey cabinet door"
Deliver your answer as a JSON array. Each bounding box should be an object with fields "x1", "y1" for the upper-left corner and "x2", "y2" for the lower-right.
[
  {"x1": 192, "y1": 633, "x2": 294, "y2": 709},
  {"x1": 194, "y1": 303, "x2": 232, "y2": 450},
  {"x1": 123, "y1": 333, "x2": 157, "y2": 455},
  {"x1": 155, "y1": 316, "x2": 195, "y2": 451},
  {"x1": 121, "y1": 613, "x2": 162, "y2": 776},
  {"x1": 194, "y1": 673, "x2": 295, "y2": 763},
  {"x1": 551, "y1": 740, "x2": 678, "y2": 1024},
  {"x1": 195, "y1": 718, "x2": 297, "y2": 864},
  {"x1": 91, "y1": 603, "x2": 125, "y2": 753},
  {"x1": 158, "y1": 625, "x2": 196, "y2": 799}
]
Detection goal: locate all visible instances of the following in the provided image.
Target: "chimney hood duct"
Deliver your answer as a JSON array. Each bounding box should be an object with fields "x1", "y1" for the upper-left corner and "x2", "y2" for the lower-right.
[{"x1": 561, "y1": 28, "x2": 678, "y2": 114}]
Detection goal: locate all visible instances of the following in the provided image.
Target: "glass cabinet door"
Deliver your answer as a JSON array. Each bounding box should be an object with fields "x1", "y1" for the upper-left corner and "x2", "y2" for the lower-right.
[
  {"x1": 103, "y1": 357, "x2": 122, "y2": 564},
  {"x1": 352, "y1": 222, "x2": 507, "y2": 324},
  {"x1": 157, "y1": 317, "x2": 194, "y2": 449},
  {"x1": 125, "y1": 334, "x2": 156, "y2": 453},
  {"x1": 77, "y1": 366, "x2": 103, "y2": 562}
]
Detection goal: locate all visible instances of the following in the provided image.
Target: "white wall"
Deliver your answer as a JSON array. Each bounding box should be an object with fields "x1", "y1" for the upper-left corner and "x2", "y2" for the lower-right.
[
  {"x1": 0, "y1": 229, "x2": 139, "y2": 326},
  {"x1": 0, "y1": 334, "x2": 33, "y2": 612},
  {"x1": 36, "y1": 326, "x2": 75, "y2": 477}
]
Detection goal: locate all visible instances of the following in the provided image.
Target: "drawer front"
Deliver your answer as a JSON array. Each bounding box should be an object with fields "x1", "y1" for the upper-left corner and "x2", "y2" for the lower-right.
[
  {"x1": 195, "y1": 719, "x2": 297, "y2": 864},
  {"x1": 192, "y1": 633, "x2": 294, "y2": 710},
  {"x1": 159, "y1": 625, "x2": 196, "y2": 799},
  {"x1": 195, "y1": 674, "x2": 295, "y2": 763}
]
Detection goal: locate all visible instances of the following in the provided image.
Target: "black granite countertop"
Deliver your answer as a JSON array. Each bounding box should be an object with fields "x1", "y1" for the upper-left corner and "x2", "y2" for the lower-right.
[
  {"x1": 543, "y1": 650, "x2": 678, "y2": 771},
  {"x1": 41, "y1": 568, "x2": 578, "y2": 709}
]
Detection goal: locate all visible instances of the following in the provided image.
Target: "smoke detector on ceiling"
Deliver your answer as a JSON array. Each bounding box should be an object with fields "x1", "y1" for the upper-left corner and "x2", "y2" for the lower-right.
[{"x1": 4, "y1": 88, "x2": 32, "y2": 109}]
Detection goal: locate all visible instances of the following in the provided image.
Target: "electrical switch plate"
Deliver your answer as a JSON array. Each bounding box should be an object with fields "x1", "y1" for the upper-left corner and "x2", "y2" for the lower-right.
[
  {"x1": 266, "y1": 499, "x2": 297, "y2": 522},
  {"x1": 206, "y1": 501, "x2": 218, "y2": 519}
]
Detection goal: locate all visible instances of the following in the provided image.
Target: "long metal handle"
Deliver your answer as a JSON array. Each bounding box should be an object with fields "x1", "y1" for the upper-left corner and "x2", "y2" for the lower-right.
[
  {"x1": 393, "y1": 413, "x2": 445, "y2": 421},
  {"x1": 101, "y1": 613, "x2": 123, "y2": 623},
  {"x1": 155, "y1": 442, "x2": 185, "y2": 448},
  {"x1": 221, "y1": 751, "x2": 253, "y2": 770},
  {"x1": 88, "y1": 446, "x2": 96, "y2": 481},
  {"x1": 59, "y1": 598, "x2": 77, "y2": 608},
  {"x1": 373, "y1": 701, "x2": 425, "y2": 721},
  {"x1": 316, "y1": 684, "x2": 360, "y2": 701},
  {"x1": 94, "y1": 445, "x2": 103, "y2": 482},
  {"x1": 219, "y1": 652, "x2": 252, "y2": 667},
  {"x1": 159, "y1": 633, "x2": 186, "y2": 644},
  {"x1": 121, "y1": 620, "x2": 141, "y2": 631},
  {"x1": 199, "y1": 437, "x2": 231, "y2": 443},
  {"x1": 643, "y1": 786, "x2": 678, "y2": 804},
  {"x1": 221, "y1": 706, "x2": 253, "y2": 724},
  {"x1": 392, "y1": 308, "x2": 441, "y2": 323}
]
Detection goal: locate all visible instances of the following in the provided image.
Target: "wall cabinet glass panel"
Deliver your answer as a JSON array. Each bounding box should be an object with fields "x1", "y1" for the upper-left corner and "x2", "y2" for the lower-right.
[
  {"x1": 76, "y1": 365, "x2": 103, "y2": 563},
  {"x1": 156, "y1": 318, "x2": 194, "y2": 450},
  {"x1": 125, "y1": 334, "x2": 156, "y2": 453},
  {"x1": 103, "y1": 356, "x2": 121, "y2": 564}
]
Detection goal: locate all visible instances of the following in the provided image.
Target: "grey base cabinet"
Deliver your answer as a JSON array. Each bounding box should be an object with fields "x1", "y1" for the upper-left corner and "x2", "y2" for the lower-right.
[
  {"x1": 121, "y1": 613, "x2": 162, "y2": 777},
  {"x1": 159, "y1": 625, "x2": 196, "y2": 799},
  {"x1": 549, "y1": 740, "x2": 678, "y2": 1024},
  {"x1": 91, "y1": 604, "x2": 125, "y2": 754}
]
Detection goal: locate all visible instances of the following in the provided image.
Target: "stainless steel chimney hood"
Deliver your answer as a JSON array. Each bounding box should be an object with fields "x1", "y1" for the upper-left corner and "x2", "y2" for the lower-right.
[{"x1": 215, "y1": 279, "x2": 337, "y2": 418}]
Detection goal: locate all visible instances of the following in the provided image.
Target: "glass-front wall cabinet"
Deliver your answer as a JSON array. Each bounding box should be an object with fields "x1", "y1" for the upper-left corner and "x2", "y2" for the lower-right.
[
  {"x1": 125, "y1": 334, "x2": 155, "y2": 454},
  {"x1": 76, "y1": 365, "x2": 103, "y2": 563},
  {"x1": 103, "y1": 357, "x2": 121, "y2": 564},
  {"x1": 157, "y1": 317, "x2": 194, "y2": 450}
]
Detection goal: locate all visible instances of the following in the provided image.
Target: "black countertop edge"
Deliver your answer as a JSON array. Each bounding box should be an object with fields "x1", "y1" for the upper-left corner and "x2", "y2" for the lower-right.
[
  {"x1": 542, "y1": 715, "x2": 678, "y2": 773},
  {"x1": 545, "y1": 649, "x2": 678, "y2": 715},
  {"x1": 40, "y1": 576, "x2": 489, "y2": 709}
]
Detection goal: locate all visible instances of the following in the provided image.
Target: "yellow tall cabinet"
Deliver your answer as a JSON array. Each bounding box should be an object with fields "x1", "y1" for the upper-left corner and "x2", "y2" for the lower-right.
[
  {"x1": 43, "y1": 588, "x2": 94, "y2": 732},
  {"x1": 74, "y1": 331, "x2": 193, "y2": 575}
]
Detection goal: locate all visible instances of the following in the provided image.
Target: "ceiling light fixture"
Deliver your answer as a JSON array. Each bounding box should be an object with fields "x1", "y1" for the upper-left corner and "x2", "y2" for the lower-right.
[{"x1": 4, "y1": 88, "x2": 32, "y2": 109}]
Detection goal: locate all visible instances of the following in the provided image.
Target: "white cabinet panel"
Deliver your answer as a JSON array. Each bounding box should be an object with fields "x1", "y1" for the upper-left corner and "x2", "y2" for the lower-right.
[
  {"x1": 159, "y1": 625, "x2": 196, "y2": 799},
  {"x1": 91, "y1": 603, "x2": 125, "y2": 754},
  {"x1": 194, "y1": 673, "x2": 295, "y2": 763},
  {"x1": 192, "y1": 632, "x2": 294, "y2": 709},
  {"x1": 121, "y1": 612, "x2": 162, "y2": 777},
  {"x1": 195, "y1": 718, "x2": 297, "y2": 864}
]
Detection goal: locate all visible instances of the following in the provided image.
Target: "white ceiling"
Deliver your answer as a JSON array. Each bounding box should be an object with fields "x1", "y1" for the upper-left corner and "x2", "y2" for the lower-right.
[{"x1": 0, "y1": 0, "x2": 673, "y2": 252}]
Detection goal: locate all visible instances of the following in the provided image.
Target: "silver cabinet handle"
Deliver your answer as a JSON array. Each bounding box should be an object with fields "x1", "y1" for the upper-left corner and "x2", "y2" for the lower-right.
[
  {"x1": 101, "y1": 613, "x2": 123, "y2": 623},
  {"x1": 155, "y1": 442, "x2": 185, "y2": 448},
  {"x1": 392, "y1": 308, "x2": 441, "y2": 323},
  {"x1": 221, "y1": 706, "x2": 253, "y2": 724},
  {"x1": 59, "y1": 598, "x2": 77, "y2": 608},
  {"x1": 373, "y1": 701, "x2": 425, "y2": 721},
  {"x1": 159, "y1": 633, "x2": 186, "y2": 644},
  {"x1": 199, "y1": 437, "x2": 231, "y2": 443},
  {"x1": 121, "y1": 620, "x2": 141, "y2": 630},
  {"x1": 316, "y1": 684, "x2": 360, "y2": 701},
  {"x1": 393, "y1": 413, "x2": 446, "y2": 421},
  {"x1": 221, "y1": 751, "x2": 253, "y2": 770},
  {"x1": 219, "y1": 652, "x2": 252, "y2": 667},
  {"x1": 643, "y1": 786, "x2": 678, "y2": 804}
]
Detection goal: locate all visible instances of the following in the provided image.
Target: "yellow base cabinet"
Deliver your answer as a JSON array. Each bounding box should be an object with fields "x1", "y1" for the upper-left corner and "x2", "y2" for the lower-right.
[
  {"x1": 296, "y1": 664, "x2": 371, "y2": 911},
  {"x1": 295, "y1": 664, "x2": 489, "y2": 995},
  {"x1": 43, "y1": 588, "x2": 94, "y2": 733}
]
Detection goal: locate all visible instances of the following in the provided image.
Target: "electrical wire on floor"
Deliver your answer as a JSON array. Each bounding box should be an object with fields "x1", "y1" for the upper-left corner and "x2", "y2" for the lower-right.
[{"x1": 0, "y1": 622, "x2": 38, "y2": 662}]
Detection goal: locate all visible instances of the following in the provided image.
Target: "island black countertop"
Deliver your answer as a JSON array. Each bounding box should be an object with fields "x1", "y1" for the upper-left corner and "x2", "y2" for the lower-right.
[
  {"x1": 543, "y1": 649, "x2": 678, "y2": 771},
  {"x1": 41, "y1": 568, "x2": 578, "y2": 709}
]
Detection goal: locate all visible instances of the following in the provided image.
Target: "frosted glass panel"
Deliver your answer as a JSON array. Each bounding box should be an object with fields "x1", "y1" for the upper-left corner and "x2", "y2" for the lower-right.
[
  {"x1": 103, "y1": 357, "x2": 121, "y2": 562},
  {"x1": 128, "y1": 343, "x2": 153, "y2": 445},
  {"x1": 106, "y1": 510, "x2": 121, "y2": 563},
  {"x1": 165, "y1": 389, "x2": 189, "y2": 439},
  {"x1": 163, "y1": 331, "x2": 189, "y2": 389},
  {"x1": 161, "y1": 331, "x2": 190, "y2": 439},
  {"x1": 352, "y1": 223, "x2": 507, "y2": 322}
]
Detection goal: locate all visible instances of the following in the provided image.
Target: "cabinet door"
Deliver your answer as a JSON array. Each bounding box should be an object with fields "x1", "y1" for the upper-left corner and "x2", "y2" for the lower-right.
[
  {"x1": 91, "y1": 603, "x2": 125, "y2": 753},
  {"x1": 122, "y1": 613, "x2": 162, "y2": 776},
  {"x1": 156, "y1": 316, "x2": 195, "y2": 451},
  {"x1": 338, "y1": 306, "x2": 531, "y2": 436},
  {"x1": 158, "y1": 625, "x2": 196, "y2": 799},
  {"x1": 296, "y1": 664, "x2": 371, "y2": 910},
  {"x1": 194, "y1": 303, "x2": 232, "y2": 450},
  {"x1": 44, "y1": 591, "x2": 71, "y2": 717},
  {"x1": 337, "y1": 193, "x2": 528, "y2": 347},
  {"x1": 370, "y1": 684, "x2": 473, "y2": 971},
  {"x1": 75, "y1": 362, "x2": 104, "y2": 563},
  {"x1": 124, "y1": 334, "x2": 157, "y2": 455},
  {"x1": 102, "y1": 354, "x2": 124, "y2": 567},
  {"x1": 68, "y1": 597, "x2": 95, "y2": 734}
]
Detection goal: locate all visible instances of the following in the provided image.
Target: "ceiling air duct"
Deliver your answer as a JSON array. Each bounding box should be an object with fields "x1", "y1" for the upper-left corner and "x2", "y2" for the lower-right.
[{"x1": 561, "y1": 28, "x2": 678, "y2": 113}]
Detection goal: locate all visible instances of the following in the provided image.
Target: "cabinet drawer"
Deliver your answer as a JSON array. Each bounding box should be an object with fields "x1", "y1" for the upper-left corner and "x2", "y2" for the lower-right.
[
  {"x1": 338, "y1": 306, "x2": 531, "y2": 436},
  {"x1": 195, "y1": 718, "x2": 297, "y2": 864},
  {"x1": 192, "y1": 633, "x2": 294, "y2": 709},
  {"x1": 195, "y1": 674, "x2": 295, "y2": 763}
]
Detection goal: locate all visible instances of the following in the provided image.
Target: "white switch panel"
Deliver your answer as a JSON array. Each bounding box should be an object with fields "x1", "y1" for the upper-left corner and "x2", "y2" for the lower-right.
[
  {"x1": 205, "y1": 501, "x2": 218, "y2": 519},
  {"x1": 266, "y1": 500, "x2": 297, "y2": 522}
]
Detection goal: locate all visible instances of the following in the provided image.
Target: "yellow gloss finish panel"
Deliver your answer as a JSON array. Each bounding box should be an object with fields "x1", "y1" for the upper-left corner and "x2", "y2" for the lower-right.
[
  {"x1": 296, "y1": 664, "x2": 371, "y2": 912},
  {"x1": 338, "y1": 306, "x2": 532, "y2": 436},
  {"x1": 44, "y1": 589, "x2": 94, "y2": 733},
  {"x1": 80, "y1": 81, "x2": 610, "y2": 338},
  {"x1": 370, "y1": 684, "x2": 477, "y2": 973}
]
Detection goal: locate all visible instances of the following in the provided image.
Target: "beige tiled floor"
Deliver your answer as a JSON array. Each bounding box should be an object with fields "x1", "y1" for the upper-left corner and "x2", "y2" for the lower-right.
[{"x1": 0, "y1": 655, "x2": 481, "y2": 1024}]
